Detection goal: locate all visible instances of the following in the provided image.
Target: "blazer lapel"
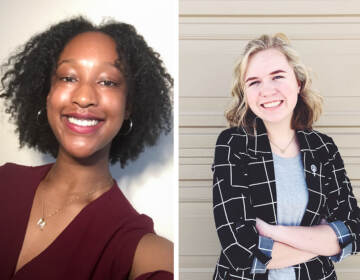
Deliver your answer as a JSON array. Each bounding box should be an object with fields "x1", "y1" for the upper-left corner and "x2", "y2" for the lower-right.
[
  {"x1": 246, "y1": 119, "x2": 278, "y2": 225},
  {"x1": 297, "y1": 130, "x2": 327, "y2": 226},
  {"x1": 246, "y1": 120, "x2": 328, "y2": 226},
  {"x1": 245, "y1": 119, "x2": 327, "y2": 226}
]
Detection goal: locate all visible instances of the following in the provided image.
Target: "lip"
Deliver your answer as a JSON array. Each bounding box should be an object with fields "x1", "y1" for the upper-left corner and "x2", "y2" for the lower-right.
[
  {"x1": 64, "y1": 112, "x2": 104, "y2": 121},
  {"x1": 261, "y1": 100, "x2": 283, "y2": 109},
  {"x1": 63, "y1": 115, "x2": 105, "y2": 134}
]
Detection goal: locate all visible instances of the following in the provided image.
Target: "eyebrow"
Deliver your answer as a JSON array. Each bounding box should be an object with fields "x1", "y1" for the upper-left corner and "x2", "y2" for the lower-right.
[
  {"x1": 245, "y1": 69, "x2": 287, "y2": 83},
  {"x1": 56, "y1": 59, "x2": 118, "y2": 69}
]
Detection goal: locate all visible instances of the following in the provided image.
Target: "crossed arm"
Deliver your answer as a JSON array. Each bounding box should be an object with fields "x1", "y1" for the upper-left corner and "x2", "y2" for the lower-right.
[
  {"x1": 255, "y1": 218, "x2": 341, "y2": 269},
  {"x1": 213, "y1": 132, "x2": 358, "y2": 273}
]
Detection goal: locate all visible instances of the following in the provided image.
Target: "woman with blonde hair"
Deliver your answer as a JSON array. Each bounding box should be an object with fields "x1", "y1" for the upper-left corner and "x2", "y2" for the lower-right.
[{"x1": 212, "y1": 33, "x2": 360, "y2": 279}]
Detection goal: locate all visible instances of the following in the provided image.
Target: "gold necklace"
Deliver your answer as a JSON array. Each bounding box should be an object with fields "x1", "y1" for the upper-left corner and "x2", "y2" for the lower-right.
[
  {"x1": 37, "y1": 178, "x2": 113, "y2": 230},
  {"x1": 268, "y1": 133, "x2": 296, "y2": 154}
]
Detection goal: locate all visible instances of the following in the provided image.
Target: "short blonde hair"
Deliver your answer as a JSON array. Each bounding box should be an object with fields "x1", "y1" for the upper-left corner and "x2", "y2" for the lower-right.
[{"x1": 226, "y1": 33, "x2": 323, "y2": 131}]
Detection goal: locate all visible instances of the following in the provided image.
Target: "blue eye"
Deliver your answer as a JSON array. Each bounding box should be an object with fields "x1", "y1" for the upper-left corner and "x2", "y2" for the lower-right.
[
  {"x1": 98, "y1": 80, "x2": 120, "y2": 87},
  {"x1": 273, "y1": 75, "x2": 284, "y2": 80}
]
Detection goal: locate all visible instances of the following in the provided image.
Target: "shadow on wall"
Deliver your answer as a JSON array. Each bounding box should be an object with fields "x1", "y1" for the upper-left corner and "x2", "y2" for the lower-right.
[
  {"x1": 110, "y1": 131, "x2": 173, "y2": 191},
  {"x1": 37, "y1": 131, "x2": 173, "y2": 190}
]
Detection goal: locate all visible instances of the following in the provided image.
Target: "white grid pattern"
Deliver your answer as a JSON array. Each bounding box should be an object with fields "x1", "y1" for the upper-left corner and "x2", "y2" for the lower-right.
[{"x1": 212, "y1": 123, "x2": 360, "y2": 280}]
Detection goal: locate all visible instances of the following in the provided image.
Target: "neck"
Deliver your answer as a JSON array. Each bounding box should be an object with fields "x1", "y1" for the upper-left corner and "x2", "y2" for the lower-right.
[
  {"x1": 263, "y1": 119, "x2": 300, "y2": 157},
  {"x1": 263, "y1": 119, "x2": 295, "y2": 142},
  {"x1": 44, "y1": 149, "x2": 113, "y2": 194}
]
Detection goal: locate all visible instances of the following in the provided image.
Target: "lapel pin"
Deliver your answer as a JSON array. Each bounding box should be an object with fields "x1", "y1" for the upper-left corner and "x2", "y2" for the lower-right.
[{"x1": 311, "y1": 164, "x2": 317, "y2": 173}]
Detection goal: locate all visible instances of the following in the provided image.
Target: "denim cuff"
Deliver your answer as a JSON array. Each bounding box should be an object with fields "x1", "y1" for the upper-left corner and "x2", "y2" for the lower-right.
[
  {"x1": 250, "y1": 236, "x2": 274, "y2": 274},
  {"x1": 329, "y1": 221, "x2": 353, "y2": 262}
]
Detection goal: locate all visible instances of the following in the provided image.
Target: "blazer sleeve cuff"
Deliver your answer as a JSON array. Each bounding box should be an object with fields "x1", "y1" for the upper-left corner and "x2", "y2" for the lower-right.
[
  {"x1": 250, "y1": 236, "x2": 274, "y2": 274},
  {"x1": 329, "y1": 221, "x2": 353, "y2": 262}
]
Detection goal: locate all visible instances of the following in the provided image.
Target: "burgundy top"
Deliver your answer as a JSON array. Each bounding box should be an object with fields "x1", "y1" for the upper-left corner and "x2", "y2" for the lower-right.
[{"x1": 0, "y1": 163, "x2": 173, "y2": 280}]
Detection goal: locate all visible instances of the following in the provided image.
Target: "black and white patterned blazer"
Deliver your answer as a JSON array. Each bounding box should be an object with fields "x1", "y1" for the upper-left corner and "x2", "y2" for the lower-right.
[{"x1": 212, "y1": 119, "x2": 360, "y2": 280}]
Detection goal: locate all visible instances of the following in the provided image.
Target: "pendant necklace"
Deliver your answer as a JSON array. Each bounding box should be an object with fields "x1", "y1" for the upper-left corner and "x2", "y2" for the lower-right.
[
  {"x1": 269, "y1": 133, "x2": 296, "y2": 154},
  {"x1": 37, "y1": 178, "x2": 113, "y2": 230}
]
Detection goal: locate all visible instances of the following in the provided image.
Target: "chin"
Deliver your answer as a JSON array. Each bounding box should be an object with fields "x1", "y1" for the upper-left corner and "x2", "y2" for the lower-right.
[
  {"x1": 262, "y1": 115, "x2": 292, "y2": 126},
  {"x1": 263, "y1": 117, "x2": 285, "y2": 123},
  {"x1": 69, "y1": 150, "x2": 98, "y2": 160},
  {"x1": 60, "y1": 144, "x2": 109, "y2": 163}
]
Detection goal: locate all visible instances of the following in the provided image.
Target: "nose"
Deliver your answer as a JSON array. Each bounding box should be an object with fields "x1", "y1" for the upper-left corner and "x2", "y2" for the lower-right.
[
  {"x1": 71, "y1": 82, "x2": 98, "y2": 108},
  {"x1": 259, "y1": 80, "x2": 276, "y2": 97}
]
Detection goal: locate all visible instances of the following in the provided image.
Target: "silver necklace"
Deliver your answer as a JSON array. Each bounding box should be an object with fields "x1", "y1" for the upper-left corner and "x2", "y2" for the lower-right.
[
  {"x1": 268, "y1": 133, "x2": 296, "y2": 154},
  {"x1": 37, "y1": 178, "x2": 113, "y2": 230}
]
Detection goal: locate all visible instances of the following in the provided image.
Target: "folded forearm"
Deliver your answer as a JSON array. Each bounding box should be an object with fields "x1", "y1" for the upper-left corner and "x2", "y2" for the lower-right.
[
  {"x1": 269, "y1": 224, "x2": 340, "y2": 256},
  {"x1": 267, "y1": 241, "x2": 317, "y2": 269}
]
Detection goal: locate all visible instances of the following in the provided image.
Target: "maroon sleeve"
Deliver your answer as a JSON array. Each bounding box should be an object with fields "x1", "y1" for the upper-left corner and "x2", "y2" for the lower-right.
[
  {"x1": 110, "y1": 214, "x2": 155, "y2": 279},
  {"x1": 134, "y1": 271, "x2": 173, "y2": 280}
]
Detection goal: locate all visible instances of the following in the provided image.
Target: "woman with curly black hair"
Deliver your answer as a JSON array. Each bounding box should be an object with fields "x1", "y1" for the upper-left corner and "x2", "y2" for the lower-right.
[{"x1": 0, "y1": 17, "x2": 173, "y2": 280}]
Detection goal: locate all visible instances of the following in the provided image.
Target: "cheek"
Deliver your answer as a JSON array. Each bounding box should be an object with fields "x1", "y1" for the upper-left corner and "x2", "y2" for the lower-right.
[
  {"x1": 102, "y1": 94, "x2": 127, "y2": 122},
  {"x1": 47, "y1": 86, "x2": 72, "y2": 109},
  {"x1": 245, "y1": 90, "x2": 258, "y2": 111},
  {"x1": 46, "y1": 88, "x2": 73, "y2": 131},
  {"x1": 281, "y1": 83, "x2": 299, "y2": 104}
]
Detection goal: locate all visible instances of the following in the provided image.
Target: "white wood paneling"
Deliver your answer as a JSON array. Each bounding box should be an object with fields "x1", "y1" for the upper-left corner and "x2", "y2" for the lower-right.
[
  {"x1": 180, "y1": 0, "x2": 360, "y2": 16},
  {"x1": 180, "y1": 1, "x2": 360, "y2": 279}
]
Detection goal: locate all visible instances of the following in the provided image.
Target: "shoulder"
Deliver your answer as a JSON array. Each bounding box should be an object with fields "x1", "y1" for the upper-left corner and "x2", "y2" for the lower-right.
[
  {"x1": 0, "y1": 162, "x2": 54, "y2": 181},
  {"x1": 215, "y1": 127, "x2": 248, "y2": 148},
  {"x1": 298, "y1": 129, "x2": 338, "y2": 158},
  {"x1": 107, "y1": 189, "x2": 155, "y2": 245},
  {"x1": 129, "y1": 234, "x2": 173, "y2": 280},
  {"x1": 0, "y1": 162, "x2": 53, "y2": 207},
  {"x1": 105, "y1": 186, "x2": 155, "y2": 234},
  {"x1": 0, "y1": 161, "x2": 52, "y2": 173},
  {"x1": 110, "y1": 186, "x2": 155, "y2": 230},
  {"x1": 213, "y1": 127, "x2": 251, "y2": 166},
  {"x1": 299, "y1": 129, "x2": 333, "y2": 144},
  {"x1": 123, "y1": 213, "x2": 154, "y2": 233},
  {"x1": 108, "y1": 213, "x2": 170, "y2": 279},
  {"x1": 0, "y1": 162, "x2": 41, "y2": 181},
  {"x1": 308, "y1": 129, "x2": 336, "y2": 148},
  {"x1": 101, "y1": 210, "x2": 156, "y2": 278},
  {"x1": 0, "y1": 162, "x2": 29, "y2": 173}
]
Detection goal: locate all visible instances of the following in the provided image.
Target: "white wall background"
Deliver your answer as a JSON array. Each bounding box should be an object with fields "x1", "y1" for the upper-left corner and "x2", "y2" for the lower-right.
[
  {"x1": 0, "y1": 0, "x2": 176, "y2": 241},
  {"x1": 179, "y1": 0, "x2": 360, "y2": 279}
]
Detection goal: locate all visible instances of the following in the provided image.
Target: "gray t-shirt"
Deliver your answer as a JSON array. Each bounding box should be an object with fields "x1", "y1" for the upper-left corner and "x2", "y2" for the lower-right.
[{"x1": 268, "y1": 153, "x2": 309, "y2": 280}]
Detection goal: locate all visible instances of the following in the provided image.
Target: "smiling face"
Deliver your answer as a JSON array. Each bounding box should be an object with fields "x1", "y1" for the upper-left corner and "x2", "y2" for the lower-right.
[
  {"x1": 244, "y1": 48, "x2": 300, "y2": 128},
  {"x1": 46, "y1": 31, "x2": 128, "y2": 161}
]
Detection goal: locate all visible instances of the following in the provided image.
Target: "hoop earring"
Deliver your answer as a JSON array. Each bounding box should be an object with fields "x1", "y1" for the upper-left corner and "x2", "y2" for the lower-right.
[
  {"x1": 36, "y1": 108, "x2": 46, "y2": 125},
  {"x1": 120, "y1": 118, "x2": 133, "y2": 136}
]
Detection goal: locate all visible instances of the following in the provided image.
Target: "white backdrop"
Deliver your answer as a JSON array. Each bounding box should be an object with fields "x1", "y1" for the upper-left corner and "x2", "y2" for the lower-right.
[{"x1": 0, "y1": 0, "x2": 176, "y2": 241}]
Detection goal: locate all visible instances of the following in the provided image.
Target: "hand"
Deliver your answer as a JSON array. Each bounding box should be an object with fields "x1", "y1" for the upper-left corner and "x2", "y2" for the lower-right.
[
  {"x1": 320, "y1": 218, "x2": 328, "y2": 225},
  {"x1": 256, "y1": 218, "x2": 273, "y2": 238}
]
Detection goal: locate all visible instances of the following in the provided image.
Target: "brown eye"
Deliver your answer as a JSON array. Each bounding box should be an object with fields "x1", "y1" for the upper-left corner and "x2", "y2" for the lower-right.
[
  {"x1": 98, "y1": 80, "x2": 120, "y2": 87},
  {"x1": 60, "y1": 76, "x2": 77, "y2": 83},
  {"x1": 249, "y1": 81, "x2": 259, "y2": 87}
]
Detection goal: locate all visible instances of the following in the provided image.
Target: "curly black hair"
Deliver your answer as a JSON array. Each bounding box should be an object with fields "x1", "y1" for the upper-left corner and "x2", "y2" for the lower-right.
[{"x1": 0, "y1": 16, "x2": 173, "y2": 167}]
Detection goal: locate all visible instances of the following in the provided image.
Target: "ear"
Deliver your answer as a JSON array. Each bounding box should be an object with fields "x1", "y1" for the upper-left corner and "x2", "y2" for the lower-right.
[
  {"x1": 125, "y1": 110, "x2": 131, "y2": 120},
  {"x1": 46, "y1": 93, "x2": 50, "y2": 107},
  {"x1": 124, "y1": 105, "x2": 131, "y2": 120},
  {"x1": 124, "y1": 95, "x2": 132, "y2": 120},
  {"x1": 297, "y1": 80, "x2": 302, "y2": 94},
  {"x1": 122, "y1": 94, "x2": 131, "y2": 120}
]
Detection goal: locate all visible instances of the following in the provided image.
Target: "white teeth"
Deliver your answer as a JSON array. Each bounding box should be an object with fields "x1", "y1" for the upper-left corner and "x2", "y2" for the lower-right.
[
  {"x1": 67, "y1": 117, "x2": 99, "y2": 127},
  {"x1": 263, "y1": 101, "x2": 282, "y2": 108}
]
